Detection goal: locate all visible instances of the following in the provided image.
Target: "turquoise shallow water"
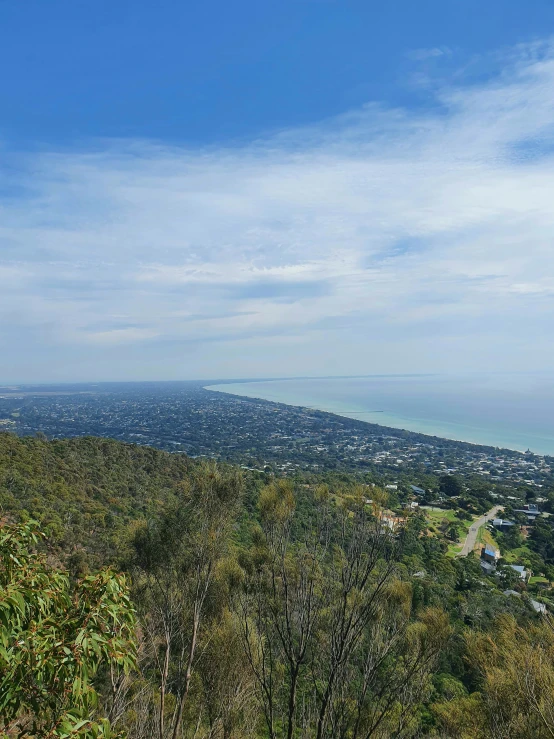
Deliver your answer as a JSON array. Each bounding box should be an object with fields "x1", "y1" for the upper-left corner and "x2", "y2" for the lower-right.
[{"x1": 206, "y1": 374, "x2": 554, "y2": 456}]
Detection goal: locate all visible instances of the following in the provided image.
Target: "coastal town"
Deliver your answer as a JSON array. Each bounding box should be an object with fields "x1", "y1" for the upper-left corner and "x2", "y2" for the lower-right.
[{"x1": 0, "y1": 382, "x2": 552, "y2": 490}]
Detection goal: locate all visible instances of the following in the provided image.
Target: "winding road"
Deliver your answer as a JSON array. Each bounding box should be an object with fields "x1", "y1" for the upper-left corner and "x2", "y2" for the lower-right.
[{"x1": 457, "y1": 505, "x2": 502, "y2": 557}]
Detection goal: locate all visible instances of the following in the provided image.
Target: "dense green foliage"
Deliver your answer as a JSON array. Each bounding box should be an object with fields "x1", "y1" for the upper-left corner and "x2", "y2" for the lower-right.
[
  {"x1": 1, "y1": 432, "x2": 554, "y2": 738},
  {"x1": 0, "y1": 433, "x2": 194, "y2": 566},
  {"x1": 0, "y1": 521, "x2": 136, "y2": 738}
]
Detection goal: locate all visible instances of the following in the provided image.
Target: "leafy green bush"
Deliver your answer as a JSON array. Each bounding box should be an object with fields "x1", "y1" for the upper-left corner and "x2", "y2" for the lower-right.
[{"x1": 0, "y1": 521, "x2": 137, "y2": 738}]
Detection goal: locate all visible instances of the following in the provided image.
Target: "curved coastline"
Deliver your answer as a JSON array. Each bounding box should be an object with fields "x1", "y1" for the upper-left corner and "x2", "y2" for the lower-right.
[{"x1": 205, "y1": 379, "x2": 554, "y2": 456}]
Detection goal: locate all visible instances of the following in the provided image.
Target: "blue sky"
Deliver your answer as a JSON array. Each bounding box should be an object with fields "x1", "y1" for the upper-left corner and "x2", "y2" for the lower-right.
[{"x1": 1, "y1": 0, "x2": 554, "y2": 381}]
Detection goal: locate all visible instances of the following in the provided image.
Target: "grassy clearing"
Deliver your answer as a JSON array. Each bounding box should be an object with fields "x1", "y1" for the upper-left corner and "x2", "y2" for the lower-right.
[
  {"x1": 446, "y1": 543, "x2": 463, "y2": 558},
  {"x1": 424, "y1": 509, "x2": 457, "y2": 524},
  {"x1": 530, "y1": 576, "x2": 549, "y2": 584},
  {"x1": 476, "y1": 526, "x2": 496, "y2": 550},
  {"x1": 425, "y1": 509, "x2": 474, "y2": 536},
  {"x1": 424, "y1": 508, "x2": 479, "y2": 557},
  {"x1": 503, "y1": 544, "x2": 534, "y2": 564}
]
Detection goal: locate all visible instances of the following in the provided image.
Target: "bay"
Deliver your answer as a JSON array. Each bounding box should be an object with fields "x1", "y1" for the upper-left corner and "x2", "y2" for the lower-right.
[{"x1": 206, "y1": 374, "x2": 554, "y2": 456}]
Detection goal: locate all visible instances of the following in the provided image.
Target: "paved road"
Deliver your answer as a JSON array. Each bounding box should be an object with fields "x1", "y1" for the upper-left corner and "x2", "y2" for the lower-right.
[{"x1": 457, "y1": 506, "x2": 502, "y2": 557}]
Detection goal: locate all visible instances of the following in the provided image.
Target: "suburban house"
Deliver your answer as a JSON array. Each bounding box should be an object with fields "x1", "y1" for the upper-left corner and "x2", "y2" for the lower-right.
[
  {"x1": 481, "y1": 545, "x2": 500, "y2": 564},
  {"x1": 502, "y1": 591, "x2": 548, "y2": 615},
  {"x1": 402, "y1": 501, "x2": 419, "y2": 510},
  {"x1": 509, "y1": 565, "x2": 530, "y2": 582},
  {"x1": 491, "y1": 518, "x2": 515, "y2": 531},
  {"x1": 530, "y1": 599, "x2": 547, "y2": 614},
  {"x1": 380, "y1": 512, "x2": 408, "y2": 531},
  {"x1": 410, "y1": 485, "x2": 425, "y2": 496},
  {"x1": 480, "y1": 560, "x2": 496, "y2": 575},
  {"x1": 514, "y1": 506, "x2": 540, "y2": 524}
]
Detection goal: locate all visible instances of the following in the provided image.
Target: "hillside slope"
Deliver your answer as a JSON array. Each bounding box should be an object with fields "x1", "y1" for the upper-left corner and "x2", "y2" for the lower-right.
[{"x1": 0, "y1": 432, "x2": 194, "y2": 564}]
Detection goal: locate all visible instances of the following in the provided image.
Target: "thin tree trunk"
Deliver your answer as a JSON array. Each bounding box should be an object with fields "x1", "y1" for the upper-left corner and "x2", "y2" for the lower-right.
[
  {"x1": 286, "y1": 664, "x2": 300, "y2": 739},
  {"x1": 160, "y1": 634, "x2": 170, "y2": 739},
  {"x1": 316, "y1": 681, "x2": 333, "y2": 739},
  {"x1": 170, "y1": 611, "x2": 199, "y2": 739}
]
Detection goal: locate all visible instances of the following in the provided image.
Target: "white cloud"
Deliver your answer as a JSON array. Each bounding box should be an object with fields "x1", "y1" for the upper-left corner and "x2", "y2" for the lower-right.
[
  {"x1": 406, "y1": 46, "x2": 452, "y2": 61},
  {"x1": 2, "y1": 40, "x2": 554, "y2": 380}
]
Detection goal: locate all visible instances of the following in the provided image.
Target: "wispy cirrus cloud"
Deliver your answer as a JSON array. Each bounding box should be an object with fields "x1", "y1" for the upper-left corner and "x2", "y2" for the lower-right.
[
  {"x1": 2, "y1": 40, "x2": 554, "y2": 381},
  {"x1": 406, "y1": 46, "x2": 452, "y2": 61}
]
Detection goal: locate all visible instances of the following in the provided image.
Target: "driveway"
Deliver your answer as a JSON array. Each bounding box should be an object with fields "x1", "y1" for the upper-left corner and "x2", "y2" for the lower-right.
[{"x1": 457, "y1": 505, "x2": 502, "y2": 557}]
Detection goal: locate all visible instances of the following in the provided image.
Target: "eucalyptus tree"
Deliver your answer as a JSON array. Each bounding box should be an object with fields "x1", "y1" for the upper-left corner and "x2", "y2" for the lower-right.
[{"x1": 0, "y1": 521, "x2": 136, "y2": 738}]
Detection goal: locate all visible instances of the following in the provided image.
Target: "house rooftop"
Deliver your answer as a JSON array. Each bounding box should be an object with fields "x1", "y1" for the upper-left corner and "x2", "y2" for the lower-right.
[
  {"x1": 531, "y1": 599, "x2": 547, "y2": 614},
  {"x1": 480, "y1": 561, "x2": 496, "y2": 574}
]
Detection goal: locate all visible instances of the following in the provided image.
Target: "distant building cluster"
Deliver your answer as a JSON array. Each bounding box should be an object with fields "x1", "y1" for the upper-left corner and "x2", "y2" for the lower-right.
[{"x1": 0, "y1": 384, "x2": 551, "y2": 491}]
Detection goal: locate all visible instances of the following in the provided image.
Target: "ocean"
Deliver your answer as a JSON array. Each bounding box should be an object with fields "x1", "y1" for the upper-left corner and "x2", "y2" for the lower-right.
[{"x1": 206, "y1": 374, "x2": 554, "y2": 456}]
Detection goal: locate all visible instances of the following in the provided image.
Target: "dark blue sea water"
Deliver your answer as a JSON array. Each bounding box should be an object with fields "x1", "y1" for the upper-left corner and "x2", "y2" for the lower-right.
[{"x1": 207, "y1": 374, "x2": 554, "y2": 456}]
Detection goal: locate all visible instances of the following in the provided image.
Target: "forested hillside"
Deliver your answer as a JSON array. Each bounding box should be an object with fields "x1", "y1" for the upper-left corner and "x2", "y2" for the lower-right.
[
  {"x1": 1, "y1": 432, "x2": 554, "y2": 738},
  {"x1": 0, "y1": 433, "x2": 199, "y2": 566}
]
